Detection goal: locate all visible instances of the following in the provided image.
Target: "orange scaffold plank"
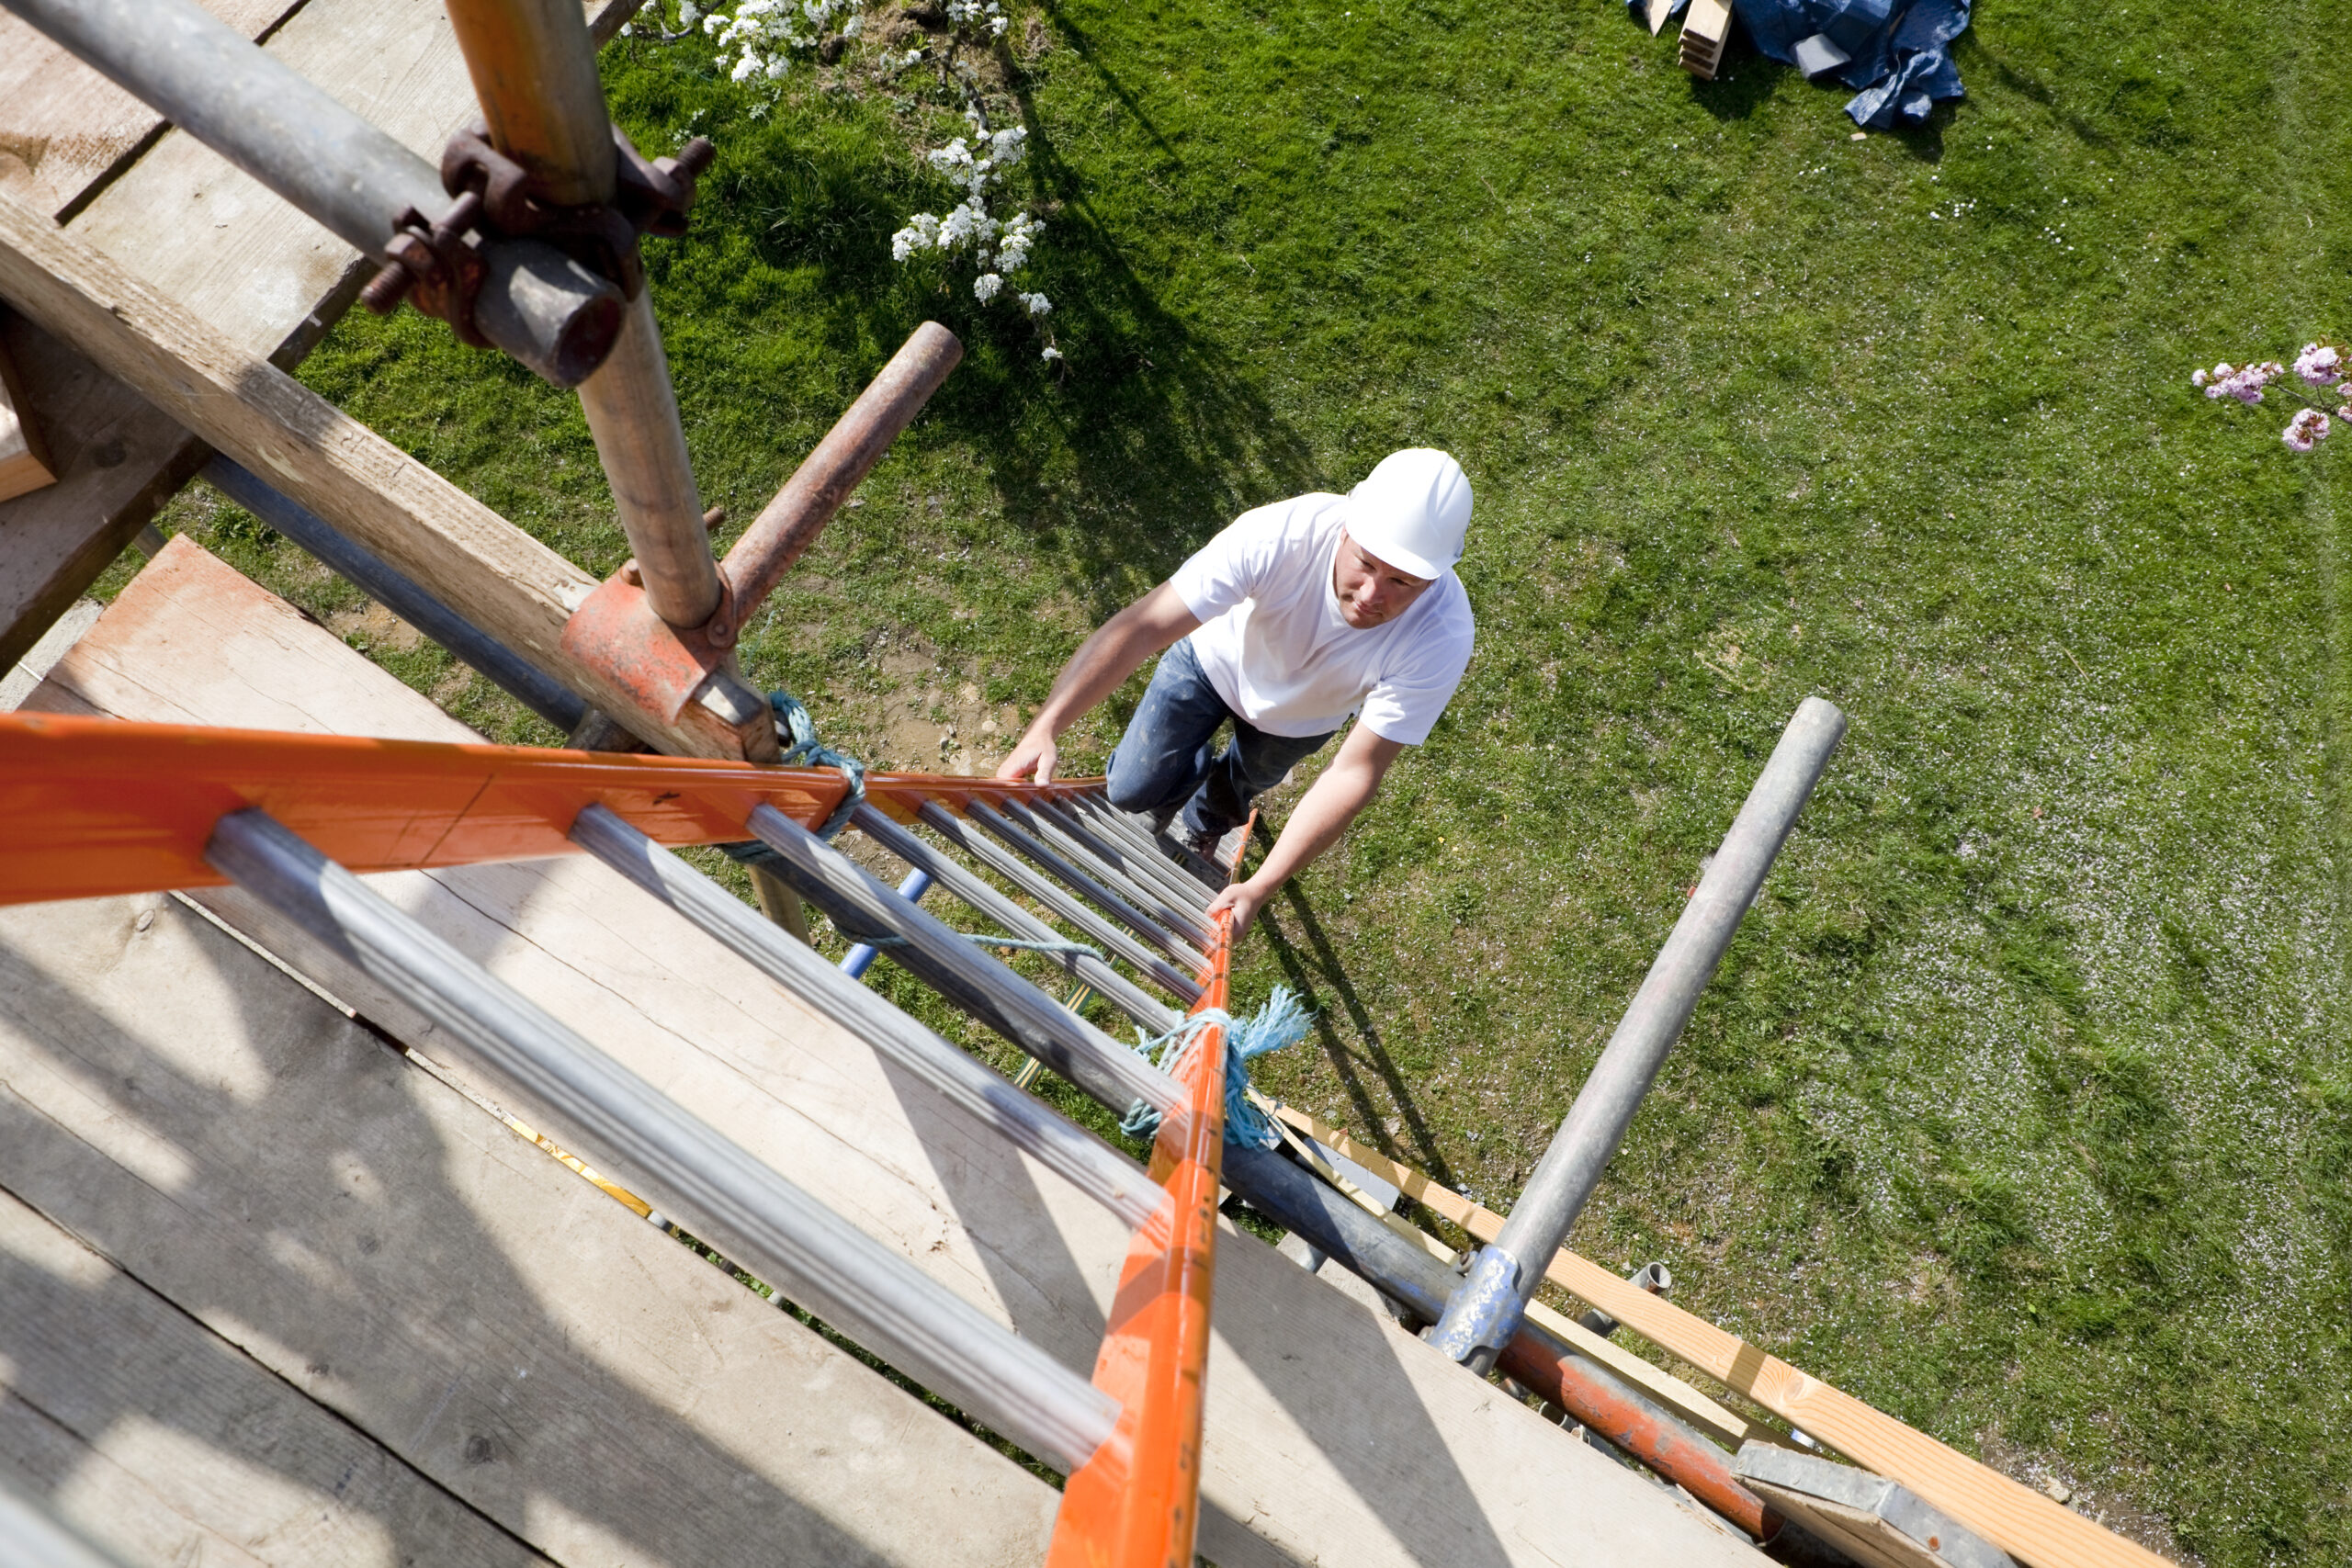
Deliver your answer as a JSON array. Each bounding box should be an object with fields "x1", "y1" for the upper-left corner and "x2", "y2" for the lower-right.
[
  {"x1": 1046, "y1": 911, "x2": 1229, "y2": 1568},
  {"x1": 0, "y1": 711, "x2": 1102, "y2": 907}
]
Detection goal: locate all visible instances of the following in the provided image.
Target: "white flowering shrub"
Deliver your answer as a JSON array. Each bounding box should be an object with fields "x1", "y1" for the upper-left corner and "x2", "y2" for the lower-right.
[
  {"x1": 701, "y1": 0, "x2": 862, "y2": 83},
  {"x1": 891, "y1": 121, "x2": 1059, "y2": 357},
  {"x1": 2195, "y1": 342, "x2": 2347, "y2": 453},
  {"x1": 631, "y1": 0, "x2": 1066, "y2": 363}
]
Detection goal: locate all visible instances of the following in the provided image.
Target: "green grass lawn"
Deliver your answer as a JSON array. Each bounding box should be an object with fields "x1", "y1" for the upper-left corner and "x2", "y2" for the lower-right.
[{"x1": 136, "y1": 0, "x2": 2352, "y2": 1558}]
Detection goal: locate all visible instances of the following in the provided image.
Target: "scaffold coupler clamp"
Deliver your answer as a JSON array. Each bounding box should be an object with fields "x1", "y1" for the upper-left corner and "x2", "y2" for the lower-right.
[
  {"x1": 1428, "y1": 1243, "x2": 1523, "y2": 1364},
  {"x1": 361, "y1": 124, "x2": 717, "y2": 331}
]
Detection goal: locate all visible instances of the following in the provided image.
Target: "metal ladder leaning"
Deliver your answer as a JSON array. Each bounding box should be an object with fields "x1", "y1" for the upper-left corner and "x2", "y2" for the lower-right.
[{"x1": 0, "y1": 710, "x2": 1244, "y2": 1568}]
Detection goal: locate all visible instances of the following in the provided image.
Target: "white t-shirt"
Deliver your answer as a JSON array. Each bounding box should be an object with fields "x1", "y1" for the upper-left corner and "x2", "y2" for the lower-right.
[{"x1": 1168, "y1": 493, "x2": 1475, "y2": 744}]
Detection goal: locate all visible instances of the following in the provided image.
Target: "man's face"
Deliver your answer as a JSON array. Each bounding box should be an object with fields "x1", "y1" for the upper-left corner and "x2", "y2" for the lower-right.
[{"x1": 1332, "y1": 531, "x2": 1435, "y2": 628}]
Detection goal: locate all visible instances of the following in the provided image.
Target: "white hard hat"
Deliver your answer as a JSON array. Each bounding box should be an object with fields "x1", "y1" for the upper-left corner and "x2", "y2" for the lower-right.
[{"x1": 1341, "y1": 448, "x2": 1472, "y2": 581}]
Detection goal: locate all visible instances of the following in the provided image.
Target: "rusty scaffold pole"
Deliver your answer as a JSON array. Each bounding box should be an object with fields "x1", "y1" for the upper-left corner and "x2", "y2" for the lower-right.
[{"x1": 440, "y1": 0, "x2": 721, "y2": 635}]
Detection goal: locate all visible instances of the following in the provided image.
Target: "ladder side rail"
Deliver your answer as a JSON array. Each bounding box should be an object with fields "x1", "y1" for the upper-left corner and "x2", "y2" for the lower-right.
[
  {"x1": 994, "y1": 796, "x2": 1217, "y2": 943},
  {"x1": 851, "y1": 803, "x2": 1182, "y2": 1033},
  {"x1": 570, "y1": 805, "x2": 1163, "y2": 1230},
  {"x1": 905, "y1": 800, "x2": 1204, "y2": 1005},
  {"x1": 0, "y1": 713, "x2": 1117, "y2": 908},
  {"x1": 745, "y1": 805, "x2": 1183, "y2": 1122},
  {"x1": 1048, "y1": 914, "x2": 1232, "y2": 1568},
  {"x1": 205, "y1": 806, "x2": 1122, "y2": 1474},
  {"x1": 1018, "y1": 795, "x2": 1216, "y2": 921},
  {"x1": 960, "y1": 800, "x2": 1209, "y2": 969}
]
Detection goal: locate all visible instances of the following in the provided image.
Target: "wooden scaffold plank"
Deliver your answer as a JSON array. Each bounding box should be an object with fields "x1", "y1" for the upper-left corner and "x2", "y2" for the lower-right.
[
  {"x1": 0, "y1": 880, "x2": 1060, "y2": 1568},
  {"x1": 0, "y1": 1185, "x2": 550, "y2": 1568},
  {"x1": 0, "y1": 0, "x2": 633, "y2": 672}
]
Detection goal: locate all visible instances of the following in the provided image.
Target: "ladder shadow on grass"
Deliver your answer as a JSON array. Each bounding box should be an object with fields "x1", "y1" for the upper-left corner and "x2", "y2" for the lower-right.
[{"x1": 1252, "y1": 851, "x2": 1461, "y2": 1190}]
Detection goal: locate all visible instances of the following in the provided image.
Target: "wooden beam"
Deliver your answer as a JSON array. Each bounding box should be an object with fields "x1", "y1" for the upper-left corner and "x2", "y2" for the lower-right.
[
  {"x1": 0, "y1": 192, "x2": 750, "y2": 757},
  {"x1": 28, "y1": 540, "x2": 1775, "y2": 1568},
  {"x1": 0, "y1": 0, "x2": 302, "y2": 221},
  {"x1": 0, "y1": 313, "x2": 54, "y2": 501},
  {"x1": 1272, "y1": 1107, "x2": 2175, "y2": 1568}
]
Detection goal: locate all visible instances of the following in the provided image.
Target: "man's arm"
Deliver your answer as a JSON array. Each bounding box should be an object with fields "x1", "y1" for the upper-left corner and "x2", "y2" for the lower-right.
[
  {"x1": 997, "y1": 582, "x2": 1202, "y2": 783},
  {"x1": 1205, "y1": 724, "x2": 1407, "y2": 938}
]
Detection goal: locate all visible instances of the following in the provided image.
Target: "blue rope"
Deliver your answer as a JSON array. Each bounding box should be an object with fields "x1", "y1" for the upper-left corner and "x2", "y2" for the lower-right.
[
  {"x1": 771, "y1": 690, "x2": 865, "y2": 841},
  {"x1": 1119, "y1": 985, "x2": 1314, "y2": 1147}
]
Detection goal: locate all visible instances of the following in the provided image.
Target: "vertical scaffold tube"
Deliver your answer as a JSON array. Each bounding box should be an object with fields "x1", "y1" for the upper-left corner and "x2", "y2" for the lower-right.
[
  {"x1": 1430, "y1": 697, "x2": 1848, "y2": 1370},
  {"x1": 443, "y1": 0, "x2": 722, "y2": 628}
]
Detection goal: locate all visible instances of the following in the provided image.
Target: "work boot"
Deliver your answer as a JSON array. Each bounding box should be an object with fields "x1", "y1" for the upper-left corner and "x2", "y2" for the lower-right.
[{"x1": 1179, "y1": 824, "x2": 1231, "y2": 886}]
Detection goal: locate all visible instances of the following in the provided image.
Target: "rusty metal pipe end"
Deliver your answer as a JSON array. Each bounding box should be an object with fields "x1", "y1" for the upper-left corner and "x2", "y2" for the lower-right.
[{"x1": 709, "y1": 321, "x2": 964, "y2": 645}]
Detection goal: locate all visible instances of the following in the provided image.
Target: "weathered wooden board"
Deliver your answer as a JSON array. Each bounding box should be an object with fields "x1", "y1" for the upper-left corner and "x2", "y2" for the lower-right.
[
  {"x1": 0, "y1": 312, "x2": 56, "y2": 501},
  {"x1": 26, "y1": 539, "x2": 1770, "y2": 1568},
  {"x1": 0, "y1": 1184, "x2": 551, "y2": 1568},
  {"x1": 0, "y1": 310, "x2": 199, "y2": 673},
  {"x1": 1277, "y1": 1110, "x2": 2171, "y2": 1568},
  {"x1": 0, "y1": 0, "x2": 300, "y2": 221},
  {"x1": 0, "y1": 886, "x2": 1061, "y2": 1568},
  {"x1": 73, "y1": 0, "x2": 644, "y2": 367}
]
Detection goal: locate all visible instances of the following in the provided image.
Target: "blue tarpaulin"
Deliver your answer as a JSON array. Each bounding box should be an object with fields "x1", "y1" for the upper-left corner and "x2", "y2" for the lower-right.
[{"x1": 1634, "y1": 0, "x2": 1970, "y2": 130}]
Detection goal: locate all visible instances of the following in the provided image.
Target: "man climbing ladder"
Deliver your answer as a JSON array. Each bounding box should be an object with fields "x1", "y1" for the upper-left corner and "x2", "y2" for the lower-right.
[{"x1": 998, "y1": 448, "x2": 1477, "y2": 937}]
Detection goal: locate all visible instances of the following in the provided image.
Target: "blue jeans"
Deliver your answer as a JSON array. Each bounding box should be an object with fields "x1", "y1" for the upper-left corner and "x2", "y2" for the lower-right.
[{"x1": 1105, "y1": 638, "x2": 1337, "y2": 838}]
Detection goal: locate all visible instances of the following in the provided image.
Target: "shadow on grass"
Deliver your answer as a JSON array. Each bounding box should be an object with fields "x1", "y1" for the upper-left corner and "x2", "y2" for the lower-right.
[
  {"x1": 1251, "y1": 823, "x2": 1462, "y2": 1189},
  {"x1": 646, "y1": 38, "x2": 1323, "y2": 629}
]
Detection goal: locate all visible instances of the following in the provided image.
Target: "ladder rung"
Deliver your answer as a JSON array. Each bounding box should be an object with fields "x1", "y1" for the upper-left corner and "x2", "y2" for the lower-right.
[
  {"x1": 852, "y1": 804, "x2": 1182, "y2": 1034},
  {"x1": 570, "y1": 804, "x2": 1164, "y2": 1230},
  {"x1": 746, "y1": 804, "x2": 1183, "y2": 1122},
  {"x1": 908, "y1": 800, "x2": 1204, "y2": 1005},
  {"x1": 1023, "y1": 796, "x2": 1216, "y2": 922},
  {"x1": 206, "y1": 805, "x2": 1122, "y2": 1475},
  {"x1": 962, "y1": 800, "x2": 1208, "y2": 970}
]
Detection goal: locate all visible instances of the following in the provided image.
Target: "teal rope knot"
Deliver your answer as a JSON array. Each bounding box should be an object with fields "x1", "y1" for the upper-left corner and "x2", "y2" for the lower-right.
[
  {"x1": 772, "y1": 690, "x2": 865, "y2": 840},
  {"x1": 1120, "y1": 985, "x2": 1314, "y2": 1148}
]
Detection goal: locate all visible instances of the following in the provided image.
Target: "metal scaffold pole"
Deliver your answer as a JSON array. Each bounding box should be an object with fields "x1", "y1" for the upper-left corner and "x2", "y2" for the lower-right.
[
  {"x1": 1430, "y1": 696, "x2": 1848, "y2": 1372},
  {"x1": 442, "y1": 0, "x2": 722, "y2": 631}
]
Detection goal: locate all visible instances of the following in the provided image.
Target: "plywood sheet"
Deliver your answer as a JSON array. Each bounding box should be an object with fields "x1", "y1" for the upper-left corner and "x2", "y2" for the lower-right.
[
  {"x1": 0, "y1": 887, "x2": 1061, "y2": 1568},
  {"x1": 26, "y1": 540, "x2": 1770, "y2": 1568}
]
